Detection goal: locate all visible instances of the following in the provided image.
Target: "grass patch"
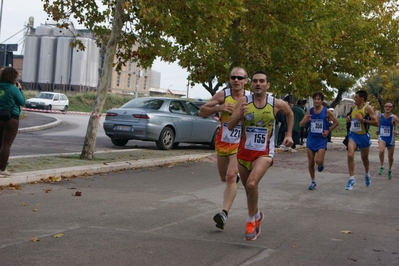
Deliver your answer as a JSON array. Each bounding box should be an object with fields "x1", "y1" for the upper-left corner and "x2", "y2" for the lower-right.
[
  {"x1": 331, "y1": 118, "x2": 378, "y2": 139},
  {"x1": 7, "y1": 149, "x2": 213, "y2": 174},
  {"x1": 23, "y1": 91, "x2": 134, "y2": 112}
]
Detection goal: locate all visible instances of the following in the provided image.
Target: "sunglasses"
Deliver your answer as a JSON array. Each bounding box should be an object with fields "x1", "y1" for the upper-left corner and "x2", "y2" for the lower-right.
[{"x1": 230, "y1": 76, "x2": 246, "y2": 80}]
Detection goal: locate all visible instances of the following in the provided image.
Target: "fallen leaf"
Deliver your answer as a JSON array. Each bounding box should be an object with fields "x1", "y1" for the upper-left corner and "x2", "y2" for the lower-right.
[
  {"x1": 48, "y1": 176, "x2": 62, "y2": 182},
  {"x1": 54, "y1": 233, "x2": 64, "y2": 238},
  {"x1": 44, "y1": 188, "x2": 52, "y2": 193},
  {"x1": 341, "y1": 230, "x2": 352, "y2": 234},
  {"x1": 74, "y1": 191, "x2": 82, "y2": 196},
  {"x1": 22, "y1": 202, "x2": 27, "y2": 206},
  {"x1": 32, "y1": 208, "x2": 38, "y2": 212},
  {"x1": 31, "y1": 238, "x2": 40, "y2": 242},
  {"x1": 292, "y1": 244, "x2": 298, "y2": 248}
]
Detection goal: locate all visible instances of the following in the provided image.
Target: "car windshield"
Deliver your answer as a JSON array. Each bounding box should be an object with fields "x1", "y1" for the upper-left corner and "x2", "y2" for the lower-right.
[
  {"x1": 34, "y1": 93, "x2": 54, "y2": 100},
  {"x1": 121, "y1": 98, "x2": 163, "y2": 110}
]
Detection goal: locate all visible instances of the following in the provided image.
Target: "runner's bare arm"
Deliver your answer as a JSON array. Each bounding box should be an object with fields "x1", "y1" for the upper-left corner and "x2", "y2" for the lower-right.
[
  {"x1": 365, "y1": 105, "x2": 379, "y2": 127},
  {"x1": 198, "y1": 92, "x2": 225, "y2": 117},
  {"x1": 227, "y1": 96, "x2": 247, "y2": 131},
  {"x1": 299, "y1": 109, "x2": 311, "y2": 128},
  {"x1": 393, "y1": 115, "x2": 399, "y2": 135}
]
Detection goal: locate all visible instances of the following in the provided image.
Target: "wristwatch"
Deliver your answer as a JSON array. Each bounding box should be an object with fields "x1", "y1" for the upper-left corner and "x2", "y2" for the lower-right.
[{"x1": 362, "y1": 119, "x2": 366, "y2": 123}]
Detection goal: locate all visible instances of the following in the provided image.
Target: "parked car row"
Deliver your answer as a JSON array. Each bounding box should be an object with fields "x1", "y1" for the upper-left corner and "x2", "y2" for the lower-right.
[{"x1": 103, "y1": 97, "x2": 219, "y2": 150}]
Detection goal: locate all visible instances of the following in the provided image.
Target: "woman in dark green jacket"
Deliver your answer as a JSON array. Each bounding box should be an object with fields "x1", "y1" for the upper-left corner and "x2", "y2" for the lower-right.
[{"x1": 0, "y1": 67, "x2": 25, "y2": 177}]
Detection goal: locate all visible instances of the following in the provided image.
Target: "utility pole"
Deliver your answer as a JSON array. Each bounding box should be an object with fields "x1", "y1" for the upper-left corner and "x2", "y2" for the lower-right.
[{"x1": 0, "y1": 0, "x2": 3, "y2": 40}]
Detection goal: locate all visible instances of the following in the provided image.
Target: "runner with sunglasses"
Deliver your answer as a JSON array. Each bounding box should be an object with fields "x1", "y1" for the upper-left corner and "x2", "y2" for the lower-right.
[
  {"x1": 199, "y1": 67, "x2": 251, "y2": 230},
  {"x1": 377, "y1": 102, "x2": 399, "y2": 179}
]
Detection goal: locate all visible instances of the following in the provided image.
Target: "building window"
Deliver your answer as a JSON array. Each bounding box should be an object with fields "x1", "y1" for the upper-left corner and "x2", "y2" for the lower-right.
[
  {"x1": 116, "y1": 72, "x2": 121, "y2": 87},
  {"x1": 127, "y1": 74, "x2": 131, "y2": 88},
  {"x1": 143, "y1": 76, "x2": 147, "y2": 90}
]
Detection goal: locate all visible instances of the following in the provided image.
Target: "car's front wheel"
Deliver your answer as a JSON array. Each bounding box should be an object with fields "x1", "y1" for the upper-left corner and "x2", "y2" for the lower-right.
[
  {"x1": 111, "y1": 138, "x2": 129, "y2": 147},
  {"x1": 62, "y1": 106, "x2": 68, "y2": 113},
  {"x1": 156, "y1": 127, "x2": 174, "y2": 150}
]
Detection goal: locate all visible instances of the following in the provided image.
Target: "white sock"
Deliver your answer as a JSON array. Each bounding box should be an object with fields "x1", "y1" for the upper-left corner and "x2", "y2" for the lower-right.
[{"x1": 247, "y1": 216, "x2": 255, "y2": 222}]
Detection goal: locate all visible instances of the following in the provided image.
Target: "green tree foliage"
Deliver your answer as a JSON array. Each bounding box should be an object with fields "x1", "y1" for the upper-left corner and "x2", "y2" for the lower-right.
[
  {"x1": 175, "y1": 0, "x2": 399, "y2": 98},
  {"x1": 43, "y1": 0, "x2": 399, "y2": 98},
  {"x1": 361, "y1": 64, "x2": 399, "y2": 114}
]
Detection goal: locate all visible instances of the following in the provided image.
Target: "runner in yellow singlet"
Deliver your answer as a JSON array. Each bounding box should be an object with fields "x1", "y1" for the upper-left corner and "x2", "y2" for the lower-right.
[
  {"x1": 228, "y1": 70, "x2": 294, "y2": 241},
  {"x1": 199, "y1": 67, "x2": 251, "y2": 230},
  {"x1": 345, "y1": 90, "x2": 378, "y2": 190}
]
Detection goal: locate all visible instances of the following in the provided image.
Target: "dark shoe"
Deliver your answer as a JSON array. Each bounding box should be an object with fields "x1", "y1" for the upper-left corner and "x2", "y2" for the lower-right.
[
  {"x1": 213, "y1": 211, "x2": 227, "y2": 230},
  {"x1": 308, "y1": 182, "x2": 316, "y2": 190}
]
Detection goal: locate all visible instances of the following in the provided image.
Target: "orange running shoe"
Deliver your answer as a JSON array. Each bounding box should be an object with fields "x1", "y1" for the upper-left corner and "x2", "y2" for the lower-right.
[{"x1": 245, "y1": 221, "x2": 257, "y2": 241}]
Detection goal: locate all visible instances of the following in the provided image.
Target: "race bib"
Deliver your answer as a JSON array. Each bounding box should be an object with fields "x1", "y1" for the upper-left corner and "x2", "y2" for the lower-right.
[
  {"x1": 310, "y1": 119, "x2": 323, "y2": 133},
  {"x1": 244, "y1": 126, "x2": 268, "y2": 151},
  {"x1": 221, "y1": 122, "x2": 241, "y2": 143},
  {"x1": 380, "y1": 125, "x2": 390, "y2": 137},
  {"x1": 350, "y1": 119, "x2": 361, "y2": 132}
]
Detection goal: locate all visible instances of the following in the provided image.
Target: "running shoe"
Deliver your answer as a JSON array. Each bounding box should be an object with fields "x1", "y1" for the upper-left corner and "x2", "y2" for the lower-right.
[
  {"x1": 308, "y1": 182, "x2": 316, "y2": 190},
  {"x1": 255, "y1": 211, "x2": 264, "y2": 236},
  {"x1": 365, "y1": 173, "x2": 371, "y2": 187},
  {"x1": 317, "y1": 164, "x2": 324, "y2": 172},
  {"x1": 245, "y1": 221, "x2": 257, "y2": 241},
  {"x1": 213, "y1": 211, "x2": 227, "y2": 230},
  {"x1": 388, "y1": 170, "x2": 392, "y2": 180},
  {"x1": 345, "y1": 179, "x2": 356, "y2": 190},
  {"x1": 378, "y1": 166, "x2": 384, "y2": 175},
  {"x1": 0, "y1": 170, "x2": 11, "y2": 176}
]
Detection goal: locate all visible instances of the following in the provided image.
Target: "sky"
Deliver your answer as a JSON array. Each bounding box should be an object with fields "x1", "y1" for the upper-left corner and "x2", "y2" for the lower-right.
[{"x1": 0, "y1": 0, "x2": 212, "y2": 99}]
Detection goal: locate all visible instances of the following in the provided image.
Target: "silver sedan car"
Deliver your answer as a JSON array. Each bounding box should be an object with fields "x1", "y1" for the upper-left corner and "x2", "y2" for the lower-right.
[{"x1": 103, "y1": 97, "x2": 220, "y2": 150}]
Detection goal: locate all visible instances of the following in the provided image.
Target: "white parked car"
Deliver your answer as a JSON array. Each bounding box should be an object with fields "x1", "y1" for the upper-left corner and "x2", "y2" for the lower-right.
[{"x1": 25, "y1": 92, "x2": 69, "y2": 112}]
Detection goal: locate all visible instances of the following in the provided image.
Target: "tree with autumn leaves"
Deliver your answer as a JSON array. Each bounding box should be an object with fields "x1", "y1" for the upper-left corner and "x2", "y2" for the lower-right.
[
  {"x1": 361, "y1": 63, "x2": 399, "y2": 114},
  {"x1": 42, "y1": 0, "x2": 399, "y2": 159}
]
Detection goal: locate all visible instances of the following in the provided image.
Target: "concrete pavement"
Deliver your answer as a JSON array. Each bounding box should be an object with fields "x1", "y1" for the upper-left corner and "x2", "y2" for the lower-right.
[{"x1": 1, "y1": 145, "x2": 399, "y2": 265}]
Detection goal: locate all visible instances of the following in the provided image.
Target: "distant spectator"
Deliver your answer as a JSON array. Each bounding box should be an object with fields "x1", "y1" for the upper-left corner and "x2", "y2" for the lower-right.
[
  {"x1": 300, "y1": 100, "x2": 308, "y2": 144},
  {"x1": 291, "y1": 100, "x2": 305, "y2": 151},
  {"x1": 275, "y1": 110, "x2": 287, "y2": 147},
  {"x1": 327, "y1": 108, "x2": 335, "y2": 142},
  {"x1": 0, "y1": 67, "x2": 26, "y2": 177}
]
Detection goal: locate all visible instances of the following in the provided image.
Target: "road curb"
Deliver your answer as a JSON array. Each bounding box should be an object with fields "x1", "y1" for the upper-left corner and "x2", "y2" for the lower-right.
[
  {"x1": 0, "y1": 153, "x2": 212, "y2": 186},
  {"x1": 18, "y1": 118, "x2": 63, "y2": 133}
]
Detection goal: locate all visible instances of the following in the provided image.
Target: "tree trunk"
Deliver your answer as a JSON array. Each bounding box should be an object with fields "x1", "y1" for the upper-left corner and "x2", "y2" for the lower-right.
[{"x1": 80, "y1": 0, "x2": 125, "y2": 160}]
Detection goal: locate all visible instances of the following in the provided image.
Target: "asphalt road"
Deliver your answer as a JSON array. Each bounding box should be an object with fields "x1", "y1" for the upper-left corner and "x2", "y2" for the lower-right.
[{"x1": 1, "y1": 146, "x2": 399, "y2": 265}]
